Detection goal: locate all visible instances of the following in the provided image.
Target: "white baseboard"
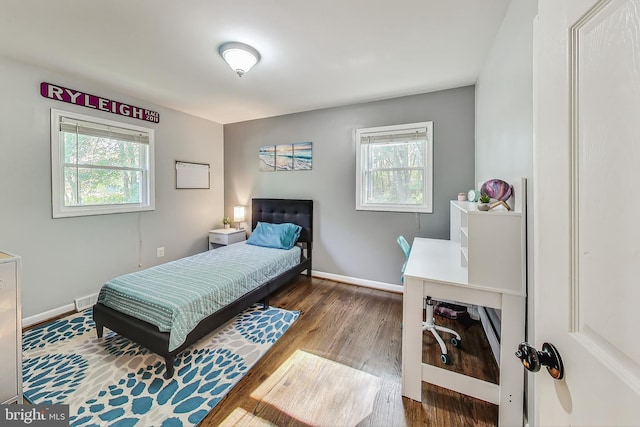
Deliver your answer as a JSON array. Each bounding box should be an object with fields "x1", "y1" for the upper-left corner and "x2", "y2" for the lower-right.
[
  {"x1": 311, "y1": 270, "x2": 403, "y2": 294},
  {"x1": 22, "y1": 303, "x2": 75, "y2": 328}
]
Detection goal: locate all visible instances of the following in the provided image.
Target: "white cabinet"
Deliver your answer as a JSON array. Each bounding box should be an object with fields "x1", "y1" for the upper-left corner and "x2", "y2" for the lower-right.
[
  {"x1": 208, "y1": 228, "x2": 246, "y2": 250},
  {"x1": 450, "y1": 200, "x2": 526, "y2": 296},
  {"x1": 0, "y1": 251, "x2": 22, "y2": 404}
]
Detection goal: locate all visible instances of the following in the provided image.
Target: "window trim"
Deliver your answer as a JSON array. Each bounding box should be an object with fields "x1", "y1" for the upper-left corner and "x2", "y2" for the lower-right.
[
  {"x1": 50, "y1": 109, "x2": 155, "y2": 218},
  {"x1": 355, "y1": 121, "x2": 433, "y2": 213}
]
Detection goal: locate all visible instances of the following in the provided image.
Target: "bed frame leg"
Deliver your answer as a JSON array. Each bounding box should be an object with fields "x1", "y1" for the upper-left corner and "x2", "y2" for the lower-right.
[
  {"x1": 165, "y1": 358, "x2": 175, "y2": 378},
  {"x1": 95, "y1": 325, "x2": 103, "y2": 338},
  {"x1": 260, "y1": 297, "x2": 269, "y2": 309}
]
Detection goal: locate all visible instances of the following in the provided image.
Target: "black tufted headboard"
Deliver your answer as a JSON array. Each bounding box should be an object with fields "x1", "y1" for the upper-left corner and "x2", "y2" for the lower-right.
[{"x1": 251, "y1": 198, "x2": 313, "y2": 244}]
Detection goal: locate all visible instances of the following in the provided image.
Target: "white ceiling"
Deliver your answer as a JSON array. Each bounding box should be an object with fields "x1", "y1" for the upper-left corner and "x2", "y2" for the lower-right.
[{"x1": 0, "y1": 0, "x2": 511, "y2": 124}]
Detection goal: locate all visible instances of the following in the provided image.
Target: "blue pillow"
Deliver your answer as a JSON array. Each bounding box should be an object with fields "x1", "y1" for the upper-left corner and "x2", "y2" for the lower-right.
[{"x1": 246, "y1": 222, "x2": 302, "y2": 250}]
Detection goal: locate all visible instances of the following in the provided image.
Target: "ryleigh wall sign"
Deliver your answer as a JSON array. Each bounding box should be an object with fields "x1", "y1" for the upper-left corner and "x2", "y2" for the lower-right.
[{"x1": 40, "y1": 82, "x2": 160, "y2": 123}]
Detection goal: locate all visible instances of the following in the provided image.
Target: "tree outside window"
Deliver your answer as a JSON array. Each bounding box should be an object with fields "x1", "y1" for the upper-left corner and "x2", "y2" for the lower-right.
[
  {"x1": 51, "y1": 109, "x2": 155, "y2": 218},
  {"x1": 356, "y1": 122, "x2": 433, "y2": 213}
]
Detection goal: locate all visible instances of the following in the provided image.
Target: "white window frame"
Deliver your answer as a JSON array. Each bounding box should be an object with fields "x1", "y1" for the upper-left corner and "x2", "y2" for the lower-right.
[
  {"x1": 50, "y1": 109, "x2": 155, "y2": 218},
  {"x1": 355, "y1": 121, "x2": 433, "y2": 213}
]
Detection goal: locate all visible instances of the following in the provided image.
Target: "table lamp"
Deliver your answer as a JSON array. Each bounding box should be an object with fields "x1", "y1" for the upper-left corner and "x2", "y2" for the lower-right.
[{"x1": 233, "y1": 206, "x2": 245, "y2": 230}]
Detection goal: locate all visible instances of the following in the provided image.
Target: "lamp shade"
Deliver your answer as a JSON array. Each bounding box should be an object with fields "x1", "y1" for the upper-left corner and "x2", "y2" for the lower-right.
[
  {"x1": 219, "y1": 42, "x2": 260, "y2": 77},
  {"x1": 233, "y1": 206, "x2": 245, "y2": 223}
]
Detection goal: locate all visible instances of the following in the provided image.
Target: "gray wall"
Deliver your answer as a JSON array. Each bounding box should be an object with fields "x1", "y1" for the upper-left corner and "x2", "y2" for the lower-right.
[
  {"x1": 0, "y1": 56, "x2": 224, "y2": 319},
  {"x1": 224, "y1": 86, "x2": 475, "y2": 286}
]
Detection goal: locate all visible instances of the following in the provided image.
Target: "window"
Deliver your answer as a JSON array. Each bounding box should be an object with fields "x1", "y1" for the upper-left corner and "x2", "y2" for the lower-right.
[
  {"x1": 355, "y1": 121, "x2": 433, "y2": 213},
  {"x1": 51, "y1": 109, "x2": 155, "y2": 218}
]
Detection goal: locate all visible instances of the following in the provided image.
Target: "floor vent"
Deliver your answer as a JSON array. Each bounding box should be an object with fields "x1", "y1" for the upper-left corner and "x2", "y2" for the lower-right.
[{"x1": 74, "y1": 293, "x2": 99, "y2": 312}]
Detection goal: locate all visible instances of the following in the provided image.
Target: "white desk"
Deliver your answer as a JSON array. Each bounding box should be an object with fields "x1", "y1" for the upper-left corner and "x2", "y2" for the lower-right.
[{"x1": 402, "y1": 237, "x2": 525, "y2": 427}]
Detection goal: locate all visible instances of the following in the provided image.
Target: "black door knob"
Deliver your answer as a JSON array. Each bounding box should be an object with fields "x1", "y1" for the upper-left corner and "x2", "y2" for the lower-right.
[{"x1": 515, "y1": 342, "x2": 564, "y2": 380}]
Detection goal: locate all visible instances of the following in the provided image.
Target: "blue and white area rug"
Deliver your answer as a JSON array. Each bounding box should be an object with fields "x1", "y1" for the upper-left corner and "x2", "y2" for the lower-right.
[{"x1": 22, "y1": 305, "x2": 299, "y2": 427}]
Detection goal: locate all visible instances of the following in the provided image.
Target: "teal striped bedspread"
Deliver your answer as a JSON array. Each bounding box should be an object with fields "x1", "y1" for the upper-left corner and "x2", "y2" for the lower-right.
[{"x1": 97, "y1": 242, "x2": 301, "y2": 351}]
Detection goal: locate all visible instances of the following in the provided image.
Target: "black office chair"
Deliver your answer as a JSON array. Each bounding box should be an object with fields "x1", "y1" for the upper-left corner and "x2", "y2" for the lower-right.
[{"x1": 398, "y1": 236, "x2": 462, "y2": 364}]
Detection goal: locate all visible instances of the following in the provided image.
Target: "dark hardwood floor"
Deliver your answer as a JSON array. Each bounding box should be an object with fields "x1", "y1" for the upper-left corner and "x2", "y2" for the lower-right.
[{"x1": 201, "y1": 276, "x2": 499, "y2": 427}]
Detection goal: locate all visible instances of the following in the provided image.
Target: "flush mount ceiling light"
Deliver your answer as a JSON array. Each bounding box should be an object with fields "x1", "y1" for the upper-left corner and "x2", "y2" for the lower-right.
[{"x1": 218, "y1": 42, "x2": 261, "y2": 77}]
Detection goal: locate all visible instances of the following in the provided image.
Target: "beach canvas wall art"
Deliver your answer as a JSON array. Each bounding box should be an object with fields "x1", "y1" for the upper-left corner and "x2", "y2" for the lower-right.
[
  {"x1": 259, "y1": 145, "x2": 276, "y2": 172},
  {"x1": 259, "y1": 142, "x2": 312, "y2": 171}
]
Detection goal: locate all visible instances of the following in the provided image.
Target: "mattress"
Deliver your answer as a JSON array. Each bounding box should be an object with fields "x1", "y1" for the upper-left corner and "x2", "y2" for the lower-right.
[{"x1": 97, "y1": 242, "x2": 301, "y2": 351}]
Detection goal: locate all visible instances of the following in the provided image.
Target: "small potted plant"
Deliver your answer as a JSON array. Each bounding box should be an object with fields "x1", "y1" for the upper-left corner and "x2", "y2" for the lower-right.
[
  {"x1": 222, "y1": 216, "x2": 232, "y2": 229},
  {"x1": 477, "y1": 194, "x2": 491, "y2": 211}
]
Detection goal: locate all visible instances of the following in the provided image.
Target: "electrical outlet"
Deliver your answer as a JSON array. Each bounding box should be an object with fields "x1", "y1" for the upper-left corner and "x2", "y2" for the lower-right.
[{"x1": 157, "y1": 247, "x2": 165, "y2": 257}]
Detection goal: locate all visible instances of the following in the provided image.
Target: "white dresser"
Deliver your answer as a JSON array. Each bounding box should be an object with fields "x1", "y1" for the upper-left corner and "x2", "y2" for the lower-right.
[{"x1": 0, "y1": 251, "x2": 22, "y2": 404}]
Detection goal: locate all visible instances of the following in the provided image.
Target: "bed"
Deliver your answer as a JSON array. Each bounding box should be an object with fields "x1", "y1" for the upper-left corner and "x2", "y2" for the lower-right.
[{"x1": 93, "y1": 198, "x2": 313, "y2": 377}]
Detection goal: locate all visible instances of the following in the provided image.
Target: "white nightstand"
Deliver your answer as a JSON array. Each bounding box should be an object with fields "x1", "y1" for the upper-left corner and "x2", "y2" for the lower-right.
[{"x1": 209, "y1": 228, "x2": 246, "y2": 250}]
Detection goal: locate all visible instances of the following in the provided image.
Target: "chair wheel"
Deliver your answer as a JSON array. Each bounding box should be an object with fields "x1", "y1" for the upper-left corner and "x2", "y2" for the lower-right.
[
  {"x1": 441, "y1": 354, "x2": 450, "y2": 364},
  {"x1": 451, "y1": 337, "x2": 460, "y2": 347}
]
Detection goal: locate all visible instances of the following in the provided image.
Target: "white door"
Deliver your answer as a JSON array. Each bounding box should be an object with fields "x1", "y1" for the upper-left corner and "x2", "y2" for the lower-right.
[{"x1": 534, "y1": 0, "x2": 640, "y2": 425}]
